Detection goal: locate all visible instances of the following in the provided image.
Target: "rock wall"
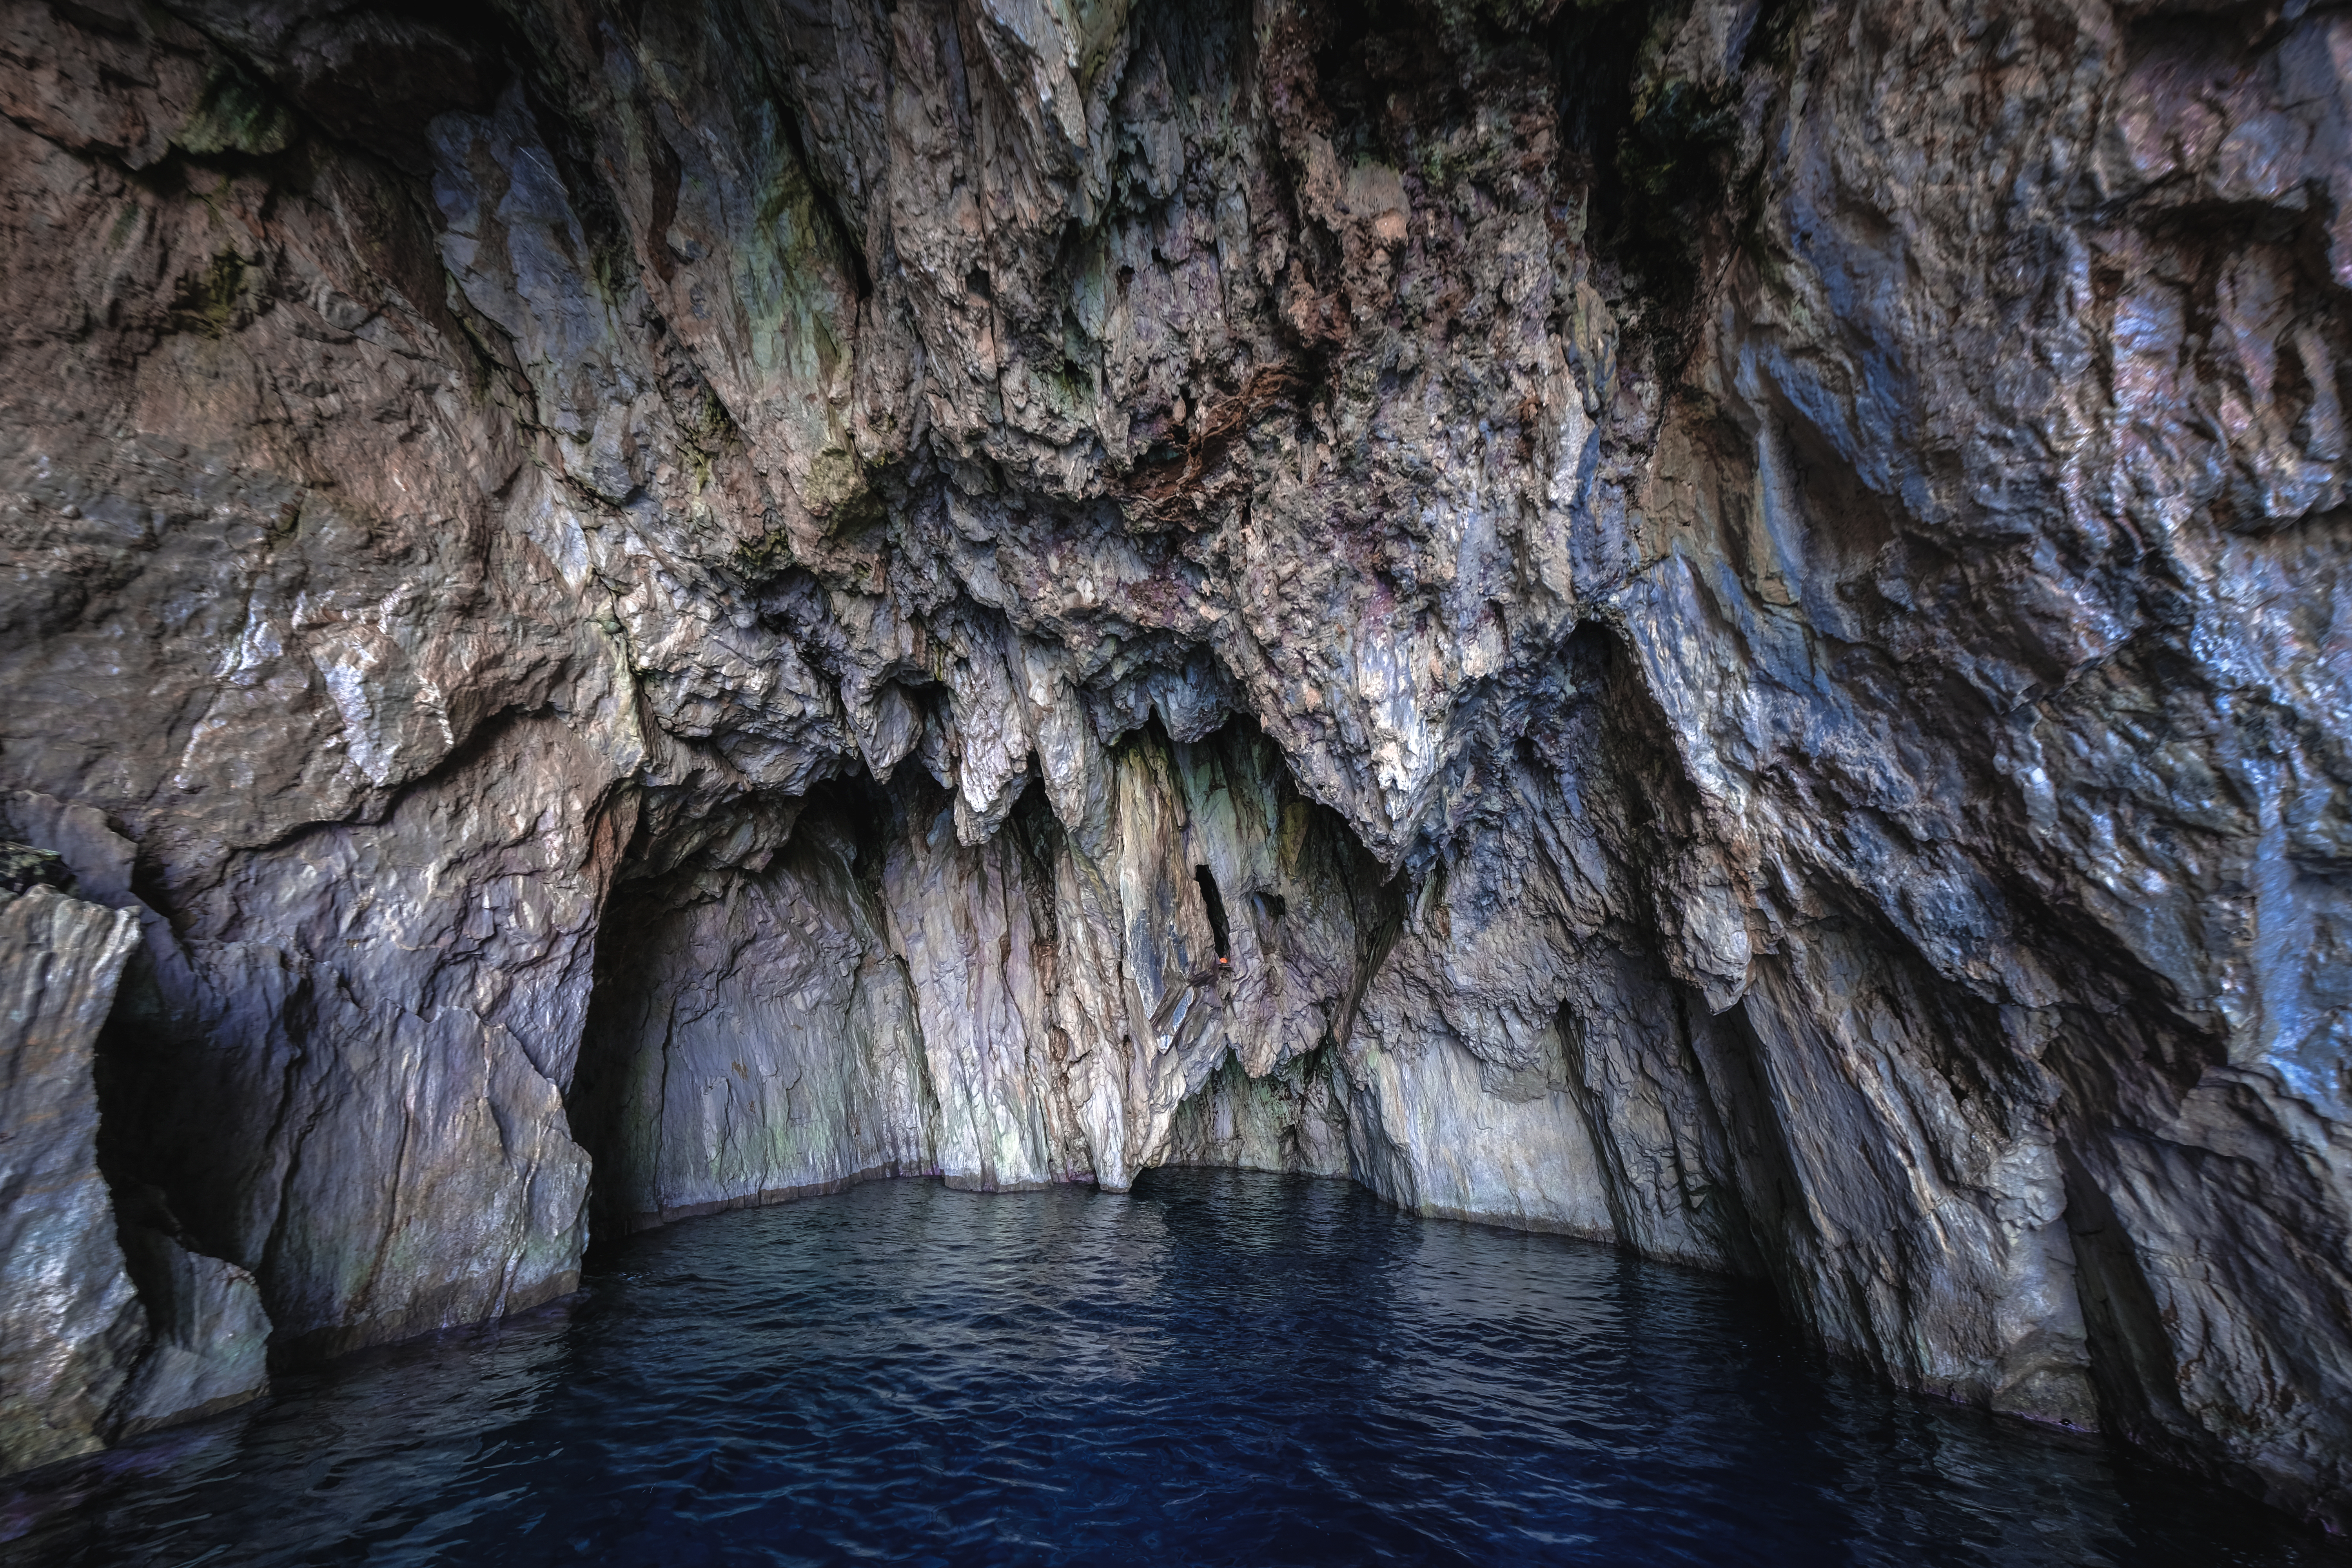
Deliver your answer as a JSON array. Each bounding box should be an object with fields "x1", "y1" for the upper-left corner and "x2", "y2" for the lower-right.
[
  {"x1": 0, "y1": 877, "x2": 145, "y2": 1472},
  {"x1": 575, "y1": 723, "x2": 1395, "y2": 1222},
  {"x1": 1, "y1": 0, "x2": 2347, "y2": 1530},
  {"x1": 0, "y1": 861, "x2": 267, "y2": 1471}
]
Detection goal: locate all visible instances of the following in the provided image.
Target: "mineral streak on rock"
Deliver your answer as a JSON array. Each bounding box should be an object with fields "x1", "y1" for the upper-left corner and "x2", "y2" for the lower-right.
[{"x1": 0, "y1": 0, "x2": 2347, "y2": 1529}]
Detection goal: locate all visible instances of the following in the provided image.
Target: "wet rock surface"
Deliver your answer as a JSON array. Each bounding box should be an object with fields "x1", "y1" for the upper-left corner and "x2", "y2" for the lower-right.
[{"x1": 0, "y1": 0, "x2": 2347, "y2": 1531}]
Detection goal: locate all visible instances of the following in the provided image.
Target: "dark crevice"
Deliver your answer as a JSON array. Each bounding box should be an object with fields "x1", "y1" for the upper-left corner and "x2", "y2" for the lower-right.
[
  {"x1": 2059, "y1": 1138, "x2": 2228, "y2": 1471},
  {"x1": 1193, "y1": 864, "x2": 1232, "y2": 959}
]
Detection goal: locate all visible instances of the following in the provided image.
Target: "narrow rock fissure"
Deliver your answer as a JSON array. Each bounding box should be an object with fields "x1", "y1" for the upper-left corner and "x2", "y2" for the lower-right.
[{"x1": 1192, "y1": 865, "x2": 1231, "y2": 960}]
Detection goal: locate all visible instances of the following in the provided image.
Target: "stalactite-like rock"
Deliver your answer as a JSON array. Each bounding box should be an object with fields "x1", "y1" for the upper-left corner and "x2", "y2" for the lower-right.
[{"x1": 0, "y1": 0, "x2": 2347, "y2": 1529}]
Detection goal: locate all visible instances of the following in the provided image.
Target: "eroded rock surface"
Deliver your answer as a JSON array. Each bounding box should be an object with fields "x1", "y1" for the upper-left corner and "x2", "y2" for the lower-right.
[
  {"x1": 0, "y1": 882, "x2": 142, "y2": 1472},
  {"x1": 1, "y1": 0, "x2": 2347, "y2": 1529},
  {"x1": 0, "y1": 870, "x2": 265, "y2": 1467}
]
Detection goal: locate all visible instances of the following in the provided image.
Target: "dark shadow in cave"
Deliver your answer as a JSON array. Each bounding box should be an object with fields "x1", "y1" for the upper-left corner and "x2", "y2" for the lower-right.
[
  {"x1": 1194, "y1": 864, "x2": 1232, "y2": 959},
  {"x1": 569, "y1": 771, "x2": 907, "y2": 1264}
]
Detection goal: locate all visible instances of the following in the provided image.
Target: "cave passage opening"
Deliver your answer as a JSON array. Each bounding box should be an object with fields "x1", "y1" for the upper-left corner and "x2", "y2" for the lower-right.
[{"x1": 1193, "y1": 864, "x2": 1232, "y2": 959}]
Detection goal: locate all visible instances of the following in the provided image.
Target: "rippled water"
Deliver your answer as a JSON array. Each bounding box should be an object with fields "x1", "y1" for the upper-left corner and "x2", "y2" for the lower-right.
[{"x1": 4, "y1": 1171, "x2": 2335, "y2": 1566}]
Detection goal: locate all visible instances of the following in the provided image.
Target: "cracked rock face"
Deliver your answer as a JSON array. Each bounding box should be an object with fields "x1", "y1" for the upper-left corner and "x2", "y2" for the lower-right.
[
  {"x1": 0, "y1": 872, "x2": 267, "y2": 1470},
  {"x1": 0, "y1": 882, "x2": 144, "y2": 1472},
  {"x1": 1, "y1": 0, "x2": 2348, "y2": 1530}
]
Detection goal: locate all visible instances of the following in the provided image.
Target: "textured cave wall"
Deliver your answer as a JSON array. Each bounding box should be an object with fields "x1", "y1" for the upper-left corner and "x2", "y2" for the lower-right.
[
  {"x1": 572, "y1": 788, "x2": 936, "y2": 1235},
  {"x1": 0, "y1": 853, "x2": 269, "y2": 1471},
  {"x1": 572, "y1": 723, "x2": 1396, "y2": 1219},
  {"x1": 0, "y1": 876, "x2": 144, "y2": 1472},
  {"x1": 1, "y1": 0, "x2": 2349, "y2": 1528}
]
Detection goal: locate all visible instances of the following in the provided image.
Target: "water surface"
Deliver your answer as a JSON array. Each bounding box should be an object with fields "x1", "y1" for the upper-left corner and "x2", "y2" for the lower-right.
[{"x1": 3, "y1": 1170, "x2": 2333, "y2": 1565}]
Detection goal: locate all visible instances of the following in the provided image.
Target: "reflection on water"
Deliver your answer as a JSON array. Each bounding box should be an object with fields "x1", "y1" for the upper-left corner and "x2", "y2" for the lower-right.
[{"x1": 2, "y1": 1171, "x2": 2334, "y2": 1566}]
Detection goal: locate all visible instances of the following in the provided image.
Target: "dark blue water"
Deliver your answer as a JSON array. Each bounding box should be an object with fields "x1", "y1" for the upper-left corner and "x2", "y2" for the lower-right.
[{"x1": 2, "y1": 1171, "x2": 2334, "y2": 1566}]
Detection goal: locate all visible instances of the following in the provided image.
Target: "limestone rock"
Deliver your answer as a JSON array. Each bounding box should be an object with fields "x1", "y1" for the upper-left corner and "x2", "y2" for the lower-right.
[
  {"x1": 0, "y1": 884, "x2": 141, "y2": 1471},
  {"x1": 113, "y1": 1221, "x2": 270, "y2": 1436},
  {"x1": 0, "y1": 0, "x2": 2346, "y2": 1529}
]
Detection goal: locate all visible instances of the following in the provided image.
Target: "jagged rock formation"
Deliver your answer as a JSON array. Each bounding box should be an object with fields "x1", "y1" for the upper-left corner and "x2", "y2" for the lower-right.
[
  {"x1": 0, "y1": 0, "x2": 2347, "y2": 1532},
  {"x1": 0, "y1": 877, "x2": 144, "y2": 1471},
  {"x1": 0, "y1": 865, "x2": 269, "y2": 1471}
]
